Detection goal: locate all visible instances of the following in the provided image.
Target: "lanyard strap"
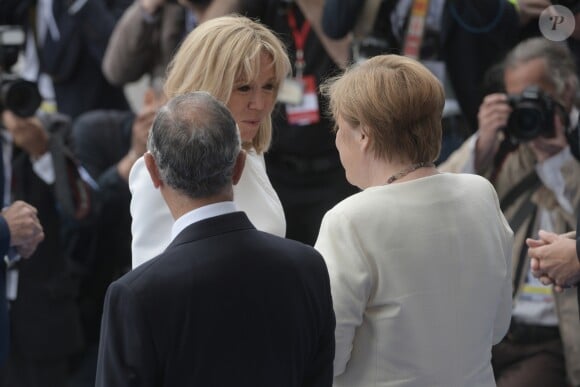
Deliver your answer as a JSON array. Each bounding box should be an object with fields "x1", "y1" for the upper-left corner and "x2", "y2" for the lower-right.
[
  {"x1": 287, "y1": 8, "x2": 310, "y2": 78},
  {"x1": 402, "y1": 0, "x2": 430, "y2": 59}
]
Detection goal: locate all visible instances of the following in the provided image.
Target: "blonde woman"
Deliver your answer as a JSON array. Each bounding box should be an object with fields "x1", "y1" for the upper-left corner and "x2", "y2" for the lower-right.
[
  {"x1": 315, "y1": 54, "x2": 514, "y2": 386},
  {"x1": 129, "y1": 16, "x2": 291, "y2": 267}
]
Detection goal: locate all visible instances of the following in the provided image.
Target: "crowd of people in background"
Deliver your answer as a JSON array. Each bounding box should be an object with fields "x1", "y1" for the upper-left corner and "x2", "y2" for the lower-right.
[{"x1": 0, "y1": 0, "x2": 579, "y2": 386}]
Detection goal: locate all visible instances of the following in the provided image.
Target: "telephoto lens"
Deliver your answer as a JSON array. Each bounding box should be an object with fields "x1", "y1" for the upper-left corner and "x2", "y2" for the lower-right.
[{"x1": 0, "y1": 74, "x2": 42, "y2": 117}]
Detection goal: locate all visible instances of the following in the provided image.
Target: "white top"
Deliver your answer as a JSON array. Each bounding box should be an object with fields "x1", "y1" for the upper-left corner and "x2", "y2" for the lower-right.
[
  {"x1": 129, "y1": 150, "x2": 286, "y2": 268},
  {"x1": 315, "y1": 173, "x2": 513, "y2": 387}
]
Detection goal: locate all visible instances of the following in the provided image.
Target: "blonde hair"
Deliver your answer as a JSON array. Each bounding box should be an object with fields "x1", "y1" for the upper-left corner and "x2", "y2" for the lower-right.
[
  {"x1": 322, "y1": 54, "x2": 444, "y2": 163},
  {"x1": 164, "y1": 15, "x2": 291, "y2": 153}
]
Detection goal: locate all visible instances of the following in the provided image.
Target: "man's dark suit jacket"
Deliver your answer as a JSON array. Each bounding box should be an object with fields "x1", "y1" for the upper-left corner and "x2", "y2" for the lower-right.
[{"x1": 96, "y1": 211, "x2": 335, "y2": 387}]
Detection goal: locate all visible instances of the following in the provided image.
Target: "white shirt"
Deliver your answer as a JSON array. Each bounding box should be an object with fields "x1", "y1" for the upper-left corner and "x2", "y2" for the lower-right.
[{"x1": 129, "y1": 149, "x2": 286, "y2": 268}]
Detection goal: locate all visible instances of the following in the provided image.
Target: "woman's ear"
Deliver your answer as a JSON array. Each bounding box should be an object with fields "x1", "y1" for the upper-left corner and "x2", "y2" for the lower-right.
[{"x1": 359, "y1": 125, "x2": 370, "y2": 152}]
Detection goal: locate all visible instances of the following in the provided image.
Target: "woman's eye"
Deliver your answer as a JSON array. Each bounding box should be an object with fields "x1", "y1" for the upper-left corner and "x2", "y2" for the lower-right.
[
  {"x1": 237, "y1": 85, "x2": 251, "y2": 92},
  {"x1": 263, "y1": 83, "x2": 276, "y2": 91}
]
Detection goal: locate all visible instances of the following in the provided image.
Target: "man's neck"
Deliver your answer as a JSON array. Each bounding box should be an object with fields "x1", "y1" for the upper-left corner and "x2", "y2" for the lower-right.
[{"x1": 162, "y1": 187, "x2": 233, "y2": 220}]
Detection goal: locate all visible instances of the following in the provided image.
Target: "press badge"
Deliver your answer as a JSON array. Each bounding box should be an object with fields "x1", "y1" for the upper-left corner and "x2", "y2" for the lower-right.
[
  {"x1": 6, "y1": 268, "x2": 18, "y2": 301},
  {"x1": 285, "y1": 75, "x2": 320, "y2": 126},
  {"x1": 278, "y1": 78, "x2": 304, "y2": 105}
]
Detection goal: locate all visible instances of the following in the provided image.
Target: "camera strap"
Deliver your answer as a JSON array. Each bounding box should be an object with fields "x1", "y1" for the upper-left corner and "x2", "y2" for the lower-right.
[{"x1": 500, "y1": 171, "x2": 541, "y2": 298}]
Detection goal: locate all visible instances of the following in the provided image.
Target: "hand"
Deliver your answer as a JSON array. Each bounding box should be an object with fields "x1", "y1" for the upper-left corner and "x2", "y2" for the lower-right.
[
  {"x1": 475, "y1": 93, "x2": 511, "y2": 171},
  {"x1": 116, "y1": 107, "x2": 156, "y2": 181},
  {"x1": 516, "y1": 0, "x2": 553, "y2": 25},
  {"x1": 1, "y1": 201, "x2": 44, "y2": 256},
  {"x1": 526, "y1": 229, "x2": 580, "y2": 292},
  {"x1": 2, "y1": 110, "x2": 49, "y2": 159},
  {"x1": 15, "y1": 230, "x2": 44, "y2": 258},
  {"x1": 529, "y1": 113, "x2": 568, "y2": 162},
  {"x1": 140, "y1": 0, "x2": 167, "y2": 14}
]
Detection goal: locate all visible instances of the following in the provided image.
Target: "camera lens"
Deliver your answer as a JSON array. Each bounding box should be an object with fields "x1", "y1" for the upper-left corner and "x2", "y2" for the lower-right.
[
  {"x1": 1, "y1": 78, "x2": 41, "y2": 117},
  {"x1": 509, "y1": 107, "x2": 544, "y2": 141}
]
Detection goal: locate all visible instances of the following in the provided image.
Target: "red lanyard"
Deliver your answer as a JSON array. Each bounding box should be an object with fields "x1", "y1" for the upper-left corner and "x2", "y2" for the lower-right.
[
  {"x1": 403, "y1": 0, "x2": 430, "y2": 59},
  {"x1": 287, "y1": 8, "x2": 310, "y2": 78}
]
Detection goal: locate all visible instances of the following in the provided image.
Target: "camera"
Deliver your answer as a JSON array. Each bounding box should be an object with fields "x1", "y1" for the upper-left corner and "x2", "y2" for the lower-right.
[
  {"x1": 0, "y1": 25, "x2": 41, "y2": 118},
  {"x1": 505, "y1": 86, "x2": 564, "y2": 143}
]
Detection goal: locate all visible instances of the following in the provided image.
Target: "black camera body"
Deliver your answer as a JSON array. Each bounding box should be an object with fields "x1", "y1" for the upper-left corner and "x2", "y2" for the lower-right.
[
  {"x1": 505, "y1": 86, "x2": 564, "y2": 143},
  {"x1": 0, "y1": 25, "x2": 41, "y2": 118}
]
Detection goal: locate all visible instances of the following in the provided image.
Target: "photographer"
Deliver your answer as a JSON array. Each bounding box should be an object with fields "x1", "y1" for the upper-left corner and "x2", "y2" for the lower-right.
[
  {"x1": 0, "y1": 42, "x2": 98, "y2": 385},
  {"x1": 441, "y1": 37, "x2": 580, "y2": 386}
]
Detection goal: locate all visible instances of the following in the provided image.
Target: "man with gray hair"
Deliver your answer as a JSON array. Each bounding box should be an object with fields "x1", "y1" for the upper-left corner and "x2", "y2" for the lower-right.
[{"x1": 95, "y1": 92, "x2": 335, "y2": 387}]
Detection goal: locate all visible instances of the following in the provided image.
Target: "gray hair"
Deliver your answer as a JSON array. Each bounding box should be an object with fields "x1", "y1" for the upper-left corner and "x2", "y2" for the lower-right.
[
  {"x1": 504, "y1": 37, "x2": 578, "y2": 101},
  {"x1": 147, "y1": 91, "x2": 240, "y2": 199}
]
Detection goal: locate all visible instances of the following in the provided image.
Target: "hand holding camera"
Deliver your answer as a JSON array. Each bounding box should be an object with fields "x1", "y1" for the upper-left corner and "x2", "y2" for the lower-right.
[
  {"x1": 476, "y1": 86, "x2": 570, "y2": 169},
  {"x1": 2, "y1": 201, "x2": 44, "y2": 258},
  {"x1": 1, "y1": 110, "x2": 49, "y2": 160}
]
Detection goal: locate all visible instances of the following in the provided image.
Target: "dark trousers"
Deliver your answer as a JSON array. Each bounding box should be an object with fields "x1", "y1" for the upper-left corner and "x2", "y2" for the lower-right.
[
  {"x1": 492, "y1": 337, "x2": 567, "y2": 387},
  {"x1": 0, "y1": 352, "x2": 68, "y2": 387}
]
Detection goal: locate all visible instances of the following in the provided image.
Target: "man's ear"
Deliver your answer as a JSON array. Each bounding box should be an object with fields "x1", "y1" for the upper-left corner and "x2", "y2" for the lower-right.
[
  {"x1": 144, "y1": 152, "x2": 163, "y2": 189},
  {"x1": 232, "y1": 150, "x2": 246, "y2": 186}
]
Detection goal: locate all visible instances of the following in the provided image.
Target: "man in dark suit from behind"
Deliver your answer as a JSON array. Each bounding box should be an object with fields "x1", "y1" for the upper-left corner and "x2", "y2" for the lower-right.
[{"x1": 95, "y1": 91, "x2": 335, "y2": 387}]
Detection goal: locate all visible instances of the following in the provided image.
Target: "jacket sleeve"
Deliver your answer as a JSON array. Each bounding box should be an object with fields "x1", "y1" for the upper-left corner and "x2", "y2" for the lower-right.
[
  {"x1": 129, "y1": 157, "x2": 173, "y2": 268},
  {"x1": 102, "y1": 2, "x2": 184, "y2": 85},
  {"x1": 314, "y1": 209, "x2": 372, "y2": 377},
  {"x1": 95, "y1": 280, "x2": 157, "y2": 387},
  {"x1": 0, "y1": 217, "x2": 10, "y2": 257}
]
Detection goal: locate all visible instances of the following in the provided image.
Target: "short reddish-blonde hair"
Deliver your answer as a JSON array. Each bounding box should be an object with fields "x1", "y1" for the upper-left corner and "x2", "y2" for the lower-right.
[{"x1": 322, "y1": 54, "x2": 444, "y2": 163}]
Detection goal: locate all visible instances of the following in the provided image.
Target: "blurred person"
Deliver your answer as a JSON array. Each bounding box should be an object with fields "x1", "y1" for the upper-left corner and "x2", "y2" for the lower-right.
[
  {"x1": 0, "y1": 202, "x2": 44, "y2": 366},
  {"x1": 0, "y1": 0, "x2": 131, "y2": 119},
  {"x1": 102, "y1": 0, "x2": 212, "y2": 86},
  {"x1": 314, "y1": 54, "x2": 513, "y2": 386},
  {"x1": 96, "y1": 91, "x2": 335, "y2": 387},
  {"x1": 321, "y1": 0, "x2": 520, "y2": 163},
  {"x1": 67, "y1": 78, "x2": 166, "y2": 386},
  {"x1": 204, "y1": 0, "x2": 358, "y2": 245},
  {"x1": 0, "y1": 105, "x2": 97, "y2": 386},
  {"x1": 441, "y1": 37, "x2": 580, "y2": 386},
  {"x1": 129, "y1": 15, "x2": 289, "y2": 266}
]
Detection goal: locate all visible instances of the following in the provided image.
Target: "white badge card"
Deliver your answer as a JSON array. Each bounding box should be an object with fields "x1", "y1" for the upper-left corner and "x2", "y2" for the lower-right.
[
  {"x1": 6, "y1": 268, "x2": 18, "y2": 301},
  {"x1": 278, "y1": 78, "x2": 304, "y2": 105},
  {"x1": 286, "y1": 75, "x2": 320, "y2": 126}
]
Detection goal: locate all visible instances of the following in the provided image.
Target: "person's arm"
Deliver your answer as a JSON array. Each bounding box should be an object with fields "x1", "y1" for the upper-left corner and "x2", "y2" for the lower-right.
[
  {"x1": 129, "y1": 157, "x2": 174, "y2": 267},
  {"x1": 0, "y1": 216, "x2": 9, "y2": 257},
  {"x1": 197, "y1": 0, "x2": 242, "y2": 22},
  {"x1": 473, "y1": 93, "x2": 512, "y2": 174},
  {"x1": 102, "y1": 1, "x2": 160, "y2": 85},
  {"x1": 314, "y1": 210, "x2": 372, "y2": 377},
  {"x1": 321, "y1": 0, "x2": 363, "y2": 39},
  {"x1": 439, "y1": 93, "x2": 511, "y2": 175},
  {"x1": 95, "y1": 280, "x2": 157, "y2": 387}
]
